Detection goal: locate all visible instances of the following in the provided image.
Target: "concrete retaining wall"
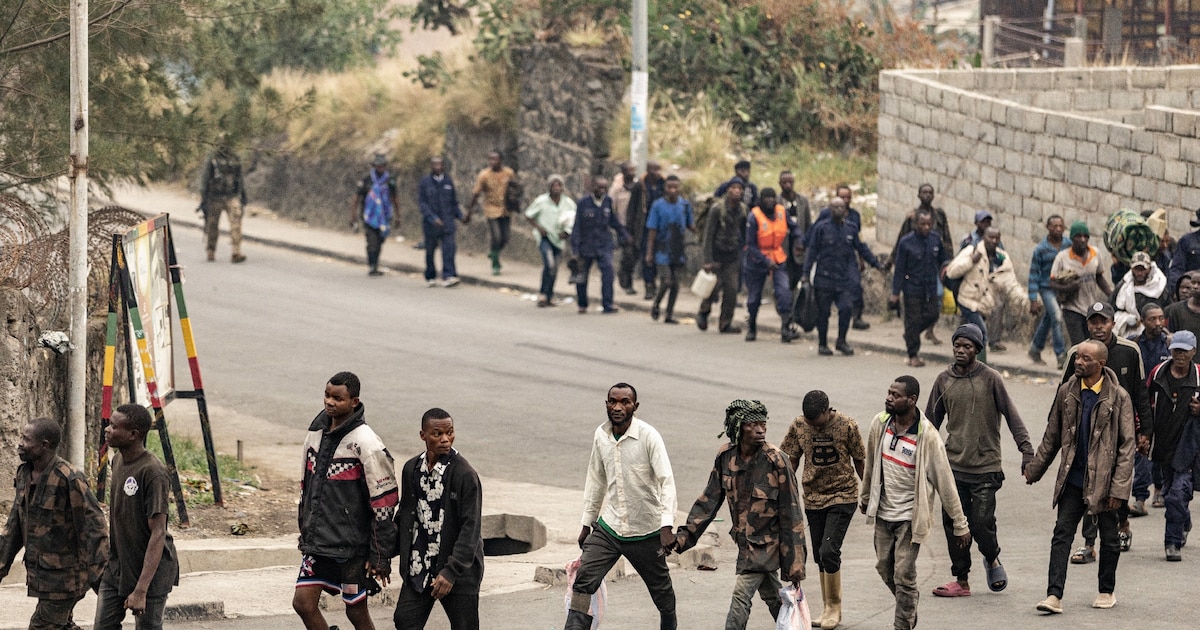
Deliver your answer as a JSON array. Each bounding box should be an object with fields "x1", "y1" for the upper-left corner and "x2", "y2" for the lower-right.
[{"x1": 877, "y1": 66, "x2": 1200, "y2": 279}]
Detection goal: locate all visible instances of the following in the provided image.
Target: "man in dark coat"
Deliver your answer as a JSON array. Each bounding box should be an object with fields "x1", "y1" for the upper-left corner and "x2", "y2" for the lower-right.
[{"x1": 418, "y1": 156, "x2": 465, "y2": 287}]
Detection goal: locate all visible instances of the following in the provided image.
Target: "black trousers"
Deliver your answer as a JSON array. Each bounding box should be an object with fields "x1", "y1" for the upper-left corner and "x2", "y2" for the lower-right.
[
  {"x1": 941, "y1": 471, "x2": 1003, "y2": 580},
  {"x1": 902, "y1": 294, "x2": 941, "y2": 358},
  {"x1": 1063, "y1": 310, "x2": 1089, "y2": 348},
  {"x1": 393, "y1": 581, "x2": 479, "y2": 630},
  {"x1": 487, "y1": 216, "x2": 511, "y2": 253},
  {"x1": 364, "y1": 225, "x2": 384, "y2": 271},
  {"x1": 571, "y1": 526, "x2": 675, "y2": 622},
  {"x1": 1047, "y1": 483, "x2": 1121, "y2": 598},
  {"x1": 806, "y1": 503, "x2": 856, "y2": 573}
]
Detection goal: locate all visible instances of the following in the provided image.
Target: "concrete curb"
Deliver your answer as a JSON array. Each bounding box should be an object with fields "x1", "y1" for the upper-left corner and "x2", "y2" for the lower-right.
[{"x1": 164, "y1": 601, "x2": 226, "y2": 622}]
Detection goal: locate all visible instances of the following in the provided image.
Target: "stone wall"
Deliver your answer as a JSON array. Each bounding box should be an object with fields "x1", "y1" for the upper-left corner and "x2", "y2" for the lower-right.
[{"x1": 877, "y1": 66, "x2": 1200, "y2": 279}]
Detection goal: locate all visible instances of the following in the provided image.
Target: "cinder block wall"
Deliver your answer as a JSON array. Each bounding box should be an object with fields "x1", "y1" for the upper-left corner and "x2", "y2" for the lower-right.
[{"x1": 877, "y1": 67, "x2": 1200, "y2": 279}]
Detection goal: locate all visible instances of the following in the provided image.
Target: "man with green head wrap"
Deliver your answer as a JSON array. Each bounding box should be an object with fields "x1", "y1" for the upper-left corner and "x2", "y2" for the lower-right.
[
  {"x1": 1050, "y1": 220, "x2": 1114, "y2": 346},
  {"x1": 676, "y1": 400, "x2": 806, "y2": 629}
]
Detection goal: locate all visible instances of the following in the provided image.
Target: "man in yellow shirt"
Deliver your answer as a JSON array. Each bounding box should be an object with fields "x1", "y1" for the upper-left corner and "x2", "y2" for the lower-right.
[{"x1": 468, "y1": 150, "x2": 516, "y2": 275}]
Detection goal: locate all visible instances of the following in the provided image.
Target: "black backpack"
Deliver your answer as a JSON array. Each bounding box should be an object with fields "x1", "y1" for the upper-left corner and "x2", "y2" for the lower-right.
[{"x1": 208, "y1": 155, "x2": 241, "y2": 197}]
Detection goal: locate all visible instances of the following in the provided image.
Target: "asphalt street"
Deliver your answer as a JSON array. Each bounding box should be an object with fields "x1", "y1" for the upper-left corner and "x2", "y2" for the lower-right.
[{"x1": 161, "y1": 227, "x2": 1200, "y2": 628}]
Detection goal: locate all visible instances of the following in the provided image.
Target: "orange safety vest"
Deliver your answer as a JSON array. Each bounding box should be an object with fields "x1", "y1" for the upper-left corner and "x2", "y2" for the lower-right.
[{"x1": 752, "y1": 206, "x2": 789, "y2": 265}]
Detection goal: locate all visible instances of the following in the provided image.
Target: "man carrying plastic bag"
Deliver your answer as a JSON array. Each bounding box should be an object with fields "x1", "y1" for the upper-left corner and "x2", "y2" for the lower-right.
[{"x1": 676, "y1": 400, "x2": 806, "y2": 629}]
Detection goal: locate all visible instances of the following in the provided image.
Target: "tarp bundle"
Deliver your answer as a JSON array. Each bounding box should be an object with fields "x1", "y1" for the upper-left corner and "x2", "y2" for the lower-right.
[{"x1": 1103, "y1": 209, "x2": 1159, "y2": 265}]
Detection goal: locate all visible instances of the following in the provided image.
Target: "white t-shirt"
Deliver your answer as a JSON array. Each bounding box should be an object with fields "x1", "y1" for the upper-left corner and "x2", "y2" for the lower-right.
[{"x1": 877, "y1": 421, "x2": 918, "y2": 522}]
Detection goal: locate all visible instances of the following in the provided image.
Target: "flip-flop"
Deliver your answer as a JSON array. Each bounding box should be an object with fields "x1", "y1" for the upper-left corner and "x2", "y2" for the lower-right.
[
  {"x1": 986, "y1": 563, "x2": 1008, "y2": 592},
  {"x1": 932, "y1": 581, "x2": 972, "y2": 597}
]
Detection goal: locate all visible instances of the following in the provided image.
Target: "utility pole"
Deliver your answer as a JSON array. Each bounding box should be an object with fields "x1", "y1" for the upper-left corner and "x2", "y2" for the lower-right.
[
  {"x1": 630, "y1": 0, "x2": 648, "y2": 177},
  {"x1": 67, "y1": 0, "x2": 89, "y2": 467}
]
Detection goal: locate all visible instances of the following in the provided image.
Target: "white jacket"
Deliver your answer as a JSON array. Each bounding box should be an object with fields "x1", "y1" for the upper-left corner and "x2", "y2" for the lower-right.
[{"x1": 946, "y1": 241, "x2": 1027, "y2": 313}]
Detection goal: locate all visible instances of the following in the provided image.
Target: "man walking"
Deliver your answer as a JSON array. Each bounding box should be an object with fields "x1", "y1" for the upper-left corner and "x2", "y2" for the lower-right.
[
  {"x1": 945, "y1": 226, "x2": 1037, "y2": 357},
  {"x1": 889, "y1": 209, "x2": 950, "y2": 367},
  {"x1": 779, "y1": 172, "x2": 812, "y2": 323},
  {"x1": 0, "y1": 417, "x2": 107, "y2": 630},
  {"x1": 743, "y1": 188, "x2": 801, "y2": 343},
  {"x1": 803, "y1": 197, "x2": 883, "y2": 356},
  {"x1": 1144, "y1": 331, "x2": 1200, "y2": 561},
  {"x1": 567, "y1": 383, "x2": 677, "y2": 630},
  {"x1": 393, "y1": 408, "x2": 484, "y2": 629},
  {"x1": 781, "y1": 391, "x2": 866, "y2": 629},
  {"x1": 1025, "y1": 340, "x2": 1136, "y2": 613},
  {"x1": 926, "y1": 324, "x2": 1035, "y2": 597},
  {"x1": 1029, "y1": 215, "x2": 1071, "y2": 367},
  {"x1": 1051, "y1": 221, "x2": 1112, "y2": 346},
  {"x1": 351, "y1": 154, "x2": 400, "y2": 276},
  {"x1": 468, "y1": 150, "x2": 516, "y2": 275},
  {"x1": 571, "y1": 176, "x2": 629, "y2": 314},
  {"x1": 675, "y1": 400, "x2": 806, "y2": 630},
  {"x1": 524, "y1": 174, "x2": 576, "y2": 307},
  {"x1": 645, "y1": 175, "x2": 695, "y2": 324},
  {"x1": 1113, "y1": 251, "x2": 1170, "y2": 336},
  {"x1": 94, "y1": 404, "x2": 180, "y2": 630},
  {"x1": 294, "y1": 372, "x2": 398, "y2": 630},
  {"x1": 611, "y1": 161, "x2": 647, "y2": 295},
  {"x1": 1165, "y1": 270, "x2": 1200, "y2": 337},
  {"x1": 890, "y1": 185, "x2": 953, "y2": 347},
  {"x1": 697, "y1": 180, "x2": 747, "y2": 333},
  {"x1": 714, "y1": 159, "x2": 758, "y2": 208},
  {"x1": 1129, "y1": 302, "x2": 1170, "y2": 515},
  {"x1": 418, "y1": 156, "x2": 464, "y2": 287},
  {"x1": 1167, "y1": 209, "x2": 1200, "y2": 290},
  {"x1": 199, "y1": 142, "x2": 248, "y2": 263},
  {"x1": 860, "y1": 376, "x2": 970, "y2": 630},
  {"x1": 640, "y1": 162, "x2": 666, "y2": 299}
]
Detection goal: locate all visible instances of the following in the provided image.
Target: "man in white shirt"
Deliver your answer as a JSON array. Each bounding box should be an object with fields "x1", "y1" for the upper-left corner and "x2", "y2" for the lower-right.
[{"x1": 565, "y1": 383, "x2": 678, "y2": 630}]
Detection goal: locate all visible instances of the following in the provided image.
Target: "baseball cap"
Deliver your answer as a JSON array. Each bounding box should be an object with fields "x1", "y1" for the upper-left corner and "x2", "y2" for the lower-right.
[
  {"x1": 974, "y1": 210, "x2": 994, "y2": 223},
  {"x1": 1086, "y1": 301, "x2": 1115, "y2": 321},
  {"x1": 1170, "y1": 330, "x2": 1197, "y2": 351},
  {"x1": 1130, "y1": 252, "x2": 1152, "y2": 269}
]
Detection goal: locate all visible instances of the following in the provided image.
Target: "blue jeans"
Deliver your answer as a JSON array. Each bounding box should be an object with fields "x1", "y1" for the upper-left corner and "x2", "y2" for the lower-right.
[
  {"x1": 1163, "y1": 468, "x2": 1194, "y2": 547},
  {"x1": 1132, "y1": 452, "x2": 1153, "y2": 502},
  {"x1": 576, "y1": 250, "x2": 615, "y2": 310},
  {"x1": 423, "y1": 223, "x2": 457, "y2": 280},
  {"x1": 1030, "y1": 288, "x2": 1066, "y2": 356},
  {"x1": 538, "y1": 236, "x2": 562, "y2": 299},
  {"x1": 960, "y1": 305, "x2": 988, "y2": 345}
]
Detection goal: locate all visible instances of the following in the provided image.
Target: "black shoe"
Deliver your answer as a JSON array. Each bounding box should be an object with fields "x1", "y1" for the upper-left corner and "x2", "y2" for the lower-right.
[
  {"x1": 781, "y1": 328, "x2": 800, "y2": 343},
  {"x1": 663, "y1": 317, "x2": 679, "y2": 324},
  {"x1": 745, "y1": 329, "x2": 757, "y2": 341},
  {"x1": 697, "y1": 313, "x2": 709, "y2": 331},
  {"x1": 1166, "y1": 544, "x2": 1182, "y2": 561},
  {"x1": 650, "y1": 306, "x2": 661, "y2": 321},
  {"x1": 836, "y1": 341, "x2": 855, "y2": 355},
  {"x1": 719, "y1": 324, "x2": 742, "y2": 334},
  {"x1": 852, "y1": 318, "x2": 870, "y2": 330},
  {"x1": 819, "y1": 345, "x2": 833, "y2": 356}
]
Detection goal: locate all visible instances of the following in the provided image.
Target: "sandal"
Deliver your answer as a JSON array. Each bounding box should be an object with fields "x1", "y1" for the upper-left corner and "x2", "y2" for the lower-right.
[
  {"x1": 986, "y1": 562, "x2": 1008, "y2": 592},
  {"x1": 1119, "y1": 530, "x2": 1132, "y2": 552},
  {"x1": 932, "y1": 581, "x2": 972, "y2": 597},
  {"x1": 1070, "y1": 546, "x2": 1096, "y2": 564}
]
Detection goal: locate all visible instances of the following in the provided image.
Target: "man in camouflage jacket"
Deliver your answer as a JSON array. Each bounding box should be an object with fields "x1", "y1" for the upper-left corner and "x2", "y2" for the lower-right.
[
  {"x1": 0, "y1": 417, "x2": 108, "y2": 629},
  {"x1": 676, "y1": 400, "x2": 806, "y2": 630}
]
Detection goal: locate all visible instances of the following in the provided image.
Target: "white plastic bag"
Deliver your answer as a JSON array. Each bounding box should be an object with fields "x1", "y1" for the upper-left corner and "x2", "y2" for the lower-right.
[
  {"x1": 690, "y1": 269, "x2": 718, "y2": 298},
  {"x1": 775, "y1": 584, "x2": 812, "y2": 630},
  {"x1": 564, "y1": 557, "x2": 606, "y2": 628}
]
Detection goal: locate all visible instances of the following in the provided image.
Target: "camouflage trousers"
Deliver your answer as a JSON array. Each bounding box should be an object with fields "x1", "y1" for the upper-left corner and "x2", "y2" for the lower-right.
[
  {"x1": 874, "y1": 519, "x2": 920, "y2": 630},
  {"x1": 204, "y1": 197, "x2": 244, "y2": 257},
  {"x1": 29, "y1": 594, "x2": 83, "y2": 630}
]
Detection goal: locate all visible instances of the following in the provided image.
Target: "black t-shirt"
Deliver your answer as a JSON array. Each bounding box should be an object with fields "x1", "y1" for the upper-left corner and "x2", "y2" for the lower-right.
[
  {"x1": 105, "y1": 451, "x2": 179, "y2": 597},
  {"x1": 1166, "y1": 301, "x2": 1200, "y2": 338}
]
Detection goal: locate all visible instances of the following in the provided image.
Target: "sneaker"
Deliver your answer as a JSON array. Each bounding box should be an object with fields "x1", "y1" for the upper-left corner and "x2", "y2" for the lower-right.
[
  {"x1": 1166, "y1": 545, "x2": 1182, "y2": 561},
  {"x1": 426, "y1": 279, "x2": 437, "y2": 287},
  {"x1": 1036, "y1": 595, "x2": 1063, "y2": 614},
  {"x1": 818, "y1": 345, "x2": 833, "y2": 356},
  {"x1": 1028, "y1": 349, "x2": 1046, "y2": 365},
  {"x1": 907, "y1": 357, "x2": 926, "y2": 367},
  {"x1": 231, "y1": 254, "x2": 247, "y2": 264},
  {"x1": 1129, "y1": 500, "x2": 1148, "y2": 517},
  {"x1": 852, "y1": 318, "x2": 871, "y2": 330},
  {"x1": 441, "y1": 277, "x2": 460, "y2": 287},
  {"x1": 835, "y1": 341, "x2": 855, "y2": 355},
  {"x1": 368, "y1": 269, "x2": 384, "y2": 276},
  {"x1": 718, "y1": 324, "x2": 742, "y2": 334},
  {"x1": 1091, "y1": 593, "x2": 1116, "y2": 609}
]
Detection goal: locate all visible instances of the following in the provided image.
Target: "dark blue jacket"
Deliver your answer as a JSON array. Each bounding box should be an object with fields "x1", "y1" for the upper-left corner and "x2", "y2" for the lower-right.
[
  {"x1": 743, "y1": 207, "x2": 801, "y2": 271},
  {"x1": 891, "y1": 230, "x2": 949, "y2": 299},
  {"x1": 803, "y1": 218, "x2": 881, "y2": 290},
  {"x1": 1028, "y1": 236, "x2": 1069, "y2": 299},
  {"x1": 571, "y1": 195, "x2": 629, "y2": 257},
  {"x1": 813, "y1": 207, "x2": 862, "y2": 233},
  {"x1": 1130, "y1": 330, "x2": 1170, "y2": 377},
  {"x1": 1169, "y1": 230, "x2": 1200, "y2": 291},
  {"x1": 714, "y1": 176, "x2": 758, "y2": 209},
  {"x1": 418, "y1": 173, "x2": 462, "y2": 231}
]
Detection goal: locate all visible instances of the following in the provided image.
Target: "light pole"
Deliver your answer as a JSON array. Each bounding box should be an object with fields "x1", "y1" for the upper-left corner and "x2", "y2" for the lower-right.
[
  {"x1": 67, "y1": 0, "x2": 89, "y2": 467},
  {"x1": 630, "y1": 0, "x2": 648, "y2": 177}
]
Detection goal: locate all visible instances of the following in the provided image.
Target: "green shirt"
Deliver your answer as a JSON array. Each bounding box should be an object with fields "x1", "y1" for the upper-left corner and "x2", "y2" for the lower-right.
[{"x1": 524, "y1": 192, "x2": 576, "y2": 250}]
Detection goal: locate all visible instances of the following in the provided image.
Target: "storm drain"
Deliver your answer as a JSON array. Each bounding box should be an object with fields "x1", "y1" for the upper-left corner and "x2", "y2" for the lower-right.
[{"x1": 481, "y1": 513, "x2": 547, "y2": 557}]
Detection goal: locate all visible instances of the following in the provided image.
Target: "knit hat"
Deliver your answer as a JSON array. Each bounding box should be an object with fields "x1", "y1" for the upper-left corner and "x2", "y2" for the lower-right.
[
  {"x1": 1069, "y1": 220, "x2": 1090, "y2": 238},
  {"x1": 952, "y1": 323, "x2": 985, "y2": 351},
  {"x1": 721, "y1": 399, "x2": 768, "y2": 445}
]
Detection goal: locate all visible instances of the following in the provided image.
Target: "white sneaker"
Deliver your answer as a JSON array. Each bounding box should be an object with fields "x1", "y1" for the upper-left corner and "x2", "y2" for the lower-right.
[
  {"x1": 1092, "y1": 593, "x2": 1116, "y2": 609},
  {"x1": 441, "y1": 277, "x2": 460, "y2": 287},
  {"x1": 425, "y1": 279, "x2": 437, "y2": 287},
  {"x1": 1036, "y1": 595, "x2": 1063, "y2": 614}
]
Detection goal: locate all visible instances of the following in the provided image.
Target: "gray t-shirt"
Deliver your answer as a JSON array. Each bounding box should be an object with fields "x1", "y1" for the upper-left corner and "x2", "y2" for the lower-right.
[{"x1": 1051, "y1": 246, "x2": 1107, "y2": 315}]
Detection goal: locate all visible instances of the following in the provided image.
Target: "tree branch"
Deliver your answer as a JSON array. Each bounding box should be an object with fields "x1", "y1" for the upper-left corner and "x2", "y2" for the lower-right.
[{"x1": 0, "y1": 0, "x2": 131, "y2": 55}]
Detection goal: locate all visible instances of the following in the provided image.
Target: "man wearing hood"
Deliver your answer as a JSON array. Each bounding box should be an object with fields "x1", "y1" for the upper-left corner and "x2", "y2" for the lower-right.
[
  {"x1": 1112, "y1": 252, "x2": 1169, "y2": 337},
  {"x1": 1025, "y1": 340, "x2": 1135, "y2": 614},
  {"x1": 925, "y1": 324, "x2": 1034, "y2": 598},
  {"x1": 945, "y1": 226, "x2": 1038, "y2": 360}
]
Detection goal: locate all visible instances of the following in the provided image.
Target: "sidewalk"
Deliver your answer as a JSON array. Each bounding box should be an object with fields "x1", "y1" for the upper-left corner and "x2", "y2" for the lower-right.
[{"x1": 111, "y1": 185, "x2": 1062, "y2": 381}]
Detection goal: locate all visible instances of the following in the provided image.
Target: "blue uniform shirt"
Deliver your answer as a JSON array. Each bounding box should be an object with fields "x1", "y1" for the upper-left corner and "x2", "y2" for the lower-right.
[
  {"x1": 1169, "y1": 230, "x2": 1200, "y2": 291},
  {"x1": 891, "y1": 230, "x2": 949, "y2": 299},
  {"x1": 803, "y1": 218, "x2": 881, "y2": 290},
  {"x1": 418, "y1": 173, "x2": 462, "y2": 231},
  {"x1": 571, "y1": 194, "x2": 628, "y2": 257},
  {"x1": 646, "y1": 197, "x2": 694, "y2": 266}
]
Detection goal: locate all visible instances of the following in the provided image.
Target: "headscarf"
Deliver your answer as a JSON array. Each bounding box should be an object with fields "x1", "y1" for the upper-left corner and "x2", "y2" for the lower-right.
[{"x1": 721, "y1": 399, "x2": 768, "y2": 445}]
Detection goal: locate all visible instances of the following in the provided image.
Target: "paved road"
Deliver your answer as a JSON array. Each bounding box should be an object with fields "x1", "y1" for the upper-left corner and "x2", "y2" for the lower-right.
[{"x1": 158, "y1": 225, "x2": 1200, "y2": 628}]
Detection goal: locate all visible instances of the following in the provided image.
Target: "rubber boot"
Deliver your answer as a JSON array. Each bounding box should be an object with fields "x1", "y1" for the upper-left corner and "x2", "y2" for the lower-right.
[
  {"x1": 488, "y1": 249, "x2": 501, "y2": 275},
  {"x1": 563, "y1": 609, "x2": 594, "y2": 630},
  {"x1": 812, "y1": 571, "x2": 829, "y2": 628},
  {"x1": 664, "y1": 287, "x2": 678, "y2": 322},
  {"x1": 821, "y1": 571, "x2": 842, "y2": 629},
  {"x1": 644, "y1": 279, "x2": 656, "y2": 300},
  {"x1": 659, "y1": 610, "x2": 677, "y2": 630},
  {"x1": 746, "y1": 310, "x2": 758, "y2": 341}
]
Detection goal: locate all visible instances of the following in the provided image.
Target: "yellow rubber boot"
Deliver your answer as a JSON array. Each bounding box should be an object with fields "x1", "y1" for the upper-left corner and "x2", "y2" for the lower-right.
[
  {"x1": 821, "y1": 571, "x2": 842, "y2": 629},
  {"x1": 812, "y1": 571, "x2": 828, "y2": 628}
]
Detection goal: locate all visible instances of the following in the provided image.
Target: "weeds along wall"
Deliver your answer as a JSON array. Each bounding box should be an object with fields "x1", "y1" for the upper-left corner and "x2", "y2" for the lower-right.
[{"x1": 876, "y1": 66, "x2": 1200, "y2": 276}]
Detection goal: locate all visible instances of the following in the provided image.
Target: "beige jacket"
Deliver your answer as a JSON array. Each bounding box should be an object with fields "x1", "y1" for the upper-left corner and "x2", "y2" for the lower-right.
[
  {"x1": 946, "y1": 241, "x2": 1027, "y2": 313},
  {"x1": 860, "y1": 410, "x2": 969, "y2": 545}
]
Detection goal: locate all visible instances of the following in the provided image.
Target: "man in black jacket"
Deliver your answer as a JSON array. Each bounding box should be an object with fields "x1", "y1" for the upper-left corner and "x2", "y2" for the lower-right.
[{"x1": 394, "y1": 408, "x2": 484, "y2": 630}]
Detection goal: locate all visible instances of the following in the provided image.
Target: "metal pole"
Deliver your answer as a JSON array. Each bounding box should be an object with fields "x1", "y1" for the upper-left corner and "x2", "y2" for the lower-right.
[
  {"x1": 67, "y1": 0, "x2": 89, "y2": 467},
  {"x1": 630, "y1": 0, "x2": 648, "y2": 177}
]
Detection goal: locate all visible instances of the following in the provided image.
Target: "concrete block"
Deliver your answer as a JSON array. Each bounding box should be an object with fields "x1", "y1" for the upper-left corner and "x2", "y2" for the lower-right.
[
  {"x1": 958, "y1": 94, "x2": 977, "y2": 118},
  {"x1": 988, "y1": 189, "x2": 1014, "y2": 213},
  {"x1": 997, "y1": 126, "x2": 1014, "y2": 148},
  {"x1": 1045, "y1": 114, "x2": 1068, "y2": 137},
  {"x1": 1092, "y1": 68, "x2": 1131, "y2": 89},
  {"x1": 1145, "y1": 107, "x2": 1170, "y2": 132},
  {"x1": 1076, "y1": 141, "x2": 1098, "y2": 165},
  {"x1": 988, "y1": 145, "x2": 1006, "y2": 168},
  {"x1": 972, "y1": 183, "x2": 989, "y2": 206},
  {"x1": 879, "y1": 72, "x2": 897, "y2": 94},
  {"x1": 878, "y1": 117, "x2": 897, "y2": 139},
  {"x1": 1157, "y1": 182, "x2": 1182, "y2": 207},
  {"x1": 1132, "y1": 67, "x2": 1168, "y2": 89},
  {"x1": 980, "y1": 165, "x2": 997, "y2": 188},
  {"x1": 1109, "y1": 90, "x2": 1146, "y2": 110},
  {"x1": 1052, "y1": 69, "x2": 1091, "y2": 89},
  {"x1": 940, "y1": 133, "x2": 957, "y2": 155},
  {"x1": 956, "y1": 135, "x2": 977, "y2": 158},
  {"x1": 1055, "y1": 182, "x2": 1078, "y2": 206},
  {"x1": 910, "y1": 81, "x2": 927, "y2": 103},
  {"x1": 1015, "y1": 174, "x2": 1034, "y2": 197},
  {"x1": 927, "y1": 128, "x2": 943, "y2": 150},
  {"x1": 1134, "y1": 177, "x2": 1158, "y2": 201},
  {"x1": 1173, "y1": 112, "x2": 1199, "y2": 137},
  {"x1": 941, "y1": 90, "x2": 960, "y2": 113},
  {"x1": 1046, "y1": 157, "x2": 1067, "y2": 180},
  {"x1": 1159, "y1": 135, "x2": 1182, "y2": 160},
  {"x1": 1020, "y1": 196, "x2": 1040, "y2": 219},
  {"x1": 990, "y1": 101, "x2": 1010, "y2": 125},
  {"x1": 913, "y1": 103, "x2": 932, "y2": 127},
  {"x1": 1025, "y1": 111, "x2": 1046, "y2": 134},
  {"x1": 926, "y1": 86, "x2": 944, "y2": 108},
  {"x1": 980, "y1": 122, "x2": 997, "y2": 144},
  {"x1": 937, "y1": 71, "x2": 976, "y2": 89},
  {"x1": 983, "y1": 70, "x2": 1017, "y2": 91},
  {"x1": 1006, "y1": 108, "x2": 1026, "y2": 131},
  {"x1": 1132, "y1": 131, "x2": 1156, "y2": 153},
  {"x1": 1143, "y1": 155, "x2": 1166, "y2": 179},
  {"x1": 1182, "y1": 138, "x2": 1200, "y2": 162},
  {"x1": 1112, "y1": 172, "x2": 1134, "y2": 196},
  {"x1": 908, "y1": 125, "x2": 925, "y2": 145},
  {"x1": 1155, "y1": 90, "x2": 1190, "y2": 109},
  {"x1": 1089, "y1": 166, "x2": 1112, "y2": 191},
  {"x1": 1012, "y1": 131, "x2": 1034, "y2": 153},
  {"x1": 1034, "y1": 178, "x2": 1056, "y2": 202},
  {"x1": 942, "y1": 112, "x2": 964, "y2": 135},
  {"x1": 1118, "y1": 149, "x2": 1143, "y2": 175},
  {"x1": 1005, "y1": 149, "x2": 1023, "y2": 173},
  {"x1": 1191, "y1": 89, "x2": 1200, "y2": 109},
  {"x1": 1108, "y1": 126, "x2": 1133, "y2": 149},
  {"x1": 1098, "y1": 145, "x2": 1121, "y2": 169},
  {"x1": 1034, "y1": 91, "x2": 1072, "y2": 111},
  {"x1": 1065, "y1": 117, "x2": 1090, "y2": 140},
  {"x1": 1166, "y1": 66, "x2": 1200, "y2": 89},
  {"x1": 1183, "y1": 185, "x2": 1200, "y2": 210},
  {"x1": 883, "y1": 97, "x2": 900, "y2": 117},
  {"x1": 899, "y1": 99, "x2": 915, "y2": 121},
  {"x1": 1166, "y1": 160, "x2": 1189, "y2": 185},
  {"x1": 996, "y1": 170, "x2": 1015, "y2": 193},
  {"x1": 1014, "y1": 70, "x2": 1053, "y2": 90},
  {"x1": 1099, "y1": 192, "x2": 1123, "y2": 214},
  {"x1": 1025, "y1": 153, "x2": 1044, "y2": 177},
  {"x1": 1073, "y1": 91, "x2": 1111, "y2": 111},
  {"x1": 895, "y1": 76, "x2": 912, "y2": 98},
  {"x1": 1067, "y1": 163, "x2": 1091, "y2": 187},
  {"x1": 164, "y1": 601, "x2": 225, "y2": 622},
  {"x1": 1054, "y1": 136, "x2": 1077, "y2": 160},
  {"x1": 1034, "y1": 134, "x2": 1055, "y2": 156},
  {"x1": 1087, "y1": 122, "x2": 1111, "y2": 145}
]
